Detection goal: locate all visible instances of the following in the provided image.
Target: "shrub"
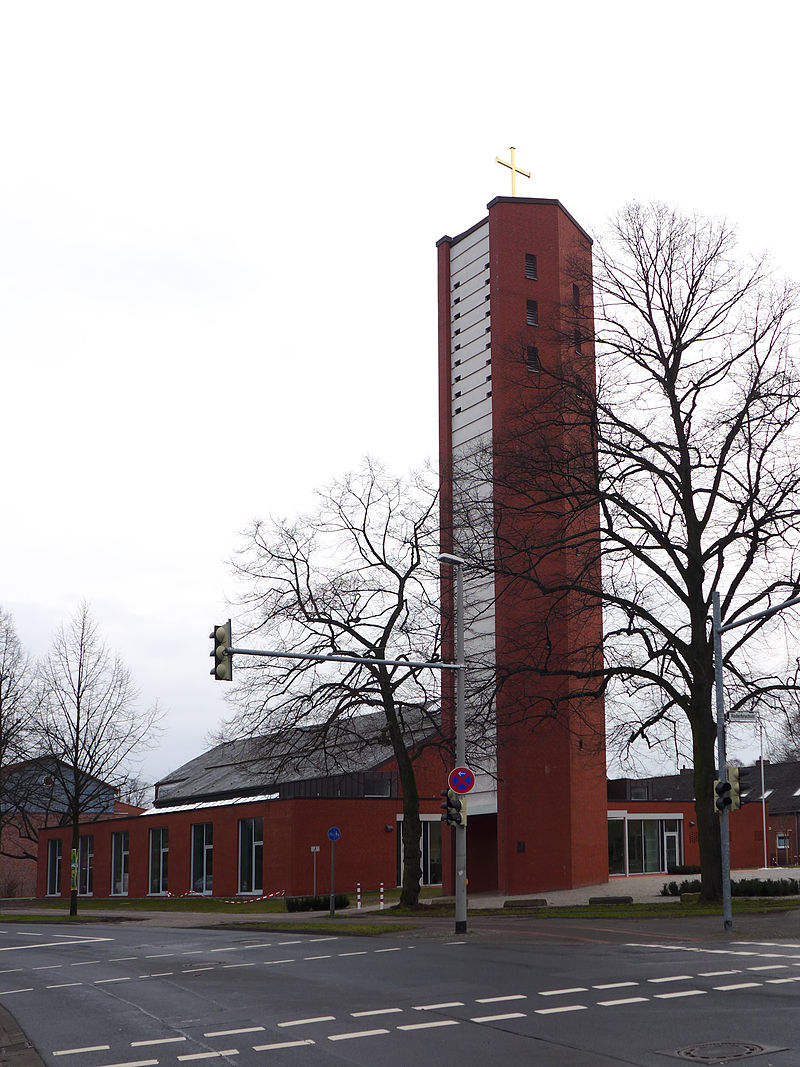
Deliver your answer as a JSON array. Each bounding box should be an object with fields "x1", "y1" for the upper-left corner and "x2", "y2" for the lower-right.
[
  {"x1": 285, "y1": 894, "x2": 350, "y2": 912},
  {"x1": 661, "y1": 877, "x2": 800, "y2": 898},
  {"x1": 667, "y1": 864, "x2": 701, "y2": 875}
]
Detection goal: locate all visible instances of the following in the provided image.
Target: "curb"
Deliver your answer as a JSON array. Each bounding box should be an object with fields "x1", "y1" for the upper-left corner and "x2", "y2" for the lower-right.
[{"x1": 0, "y1": 1005, "x2": 44, "y2": 1067}]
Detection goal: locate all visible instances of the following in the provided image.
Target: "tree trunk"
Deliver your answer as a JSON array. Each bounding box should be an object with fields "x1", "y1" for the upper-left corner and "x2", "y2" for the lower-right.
[
  {"x1": 379, "y1": 675, "x2": 422, "y2": 907},
  {"x1": 691, "y1": 706, "x2": 722, "y2": 901}
]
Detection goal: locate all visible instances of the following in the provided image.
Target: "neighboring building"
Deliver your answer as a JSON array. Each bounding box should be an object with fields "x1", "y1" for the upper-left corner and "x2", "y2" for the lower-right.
[
  {"x1": 437, "y1": 197, "x2": 607, "y2": 895},
  {"x1": 1, "y1": 757, "x2": 121, "y2": 897},
  {"x1": 37, "y1": 711, "x2": 451, "y2": 900},
  {"x1": 608, "y1": 767, "x2": 768, "y2": 875}
]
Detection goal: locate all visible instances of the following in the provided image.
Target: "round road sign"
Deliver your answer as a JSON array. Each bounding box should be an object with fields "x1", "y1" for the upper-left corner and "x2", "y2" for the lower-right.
[
  {"x1": 448, "y1": 766, "x2": 476, "y2": 793},
  {"x1": 327, "y1": 826, "x2": 341, "y2": 842}
]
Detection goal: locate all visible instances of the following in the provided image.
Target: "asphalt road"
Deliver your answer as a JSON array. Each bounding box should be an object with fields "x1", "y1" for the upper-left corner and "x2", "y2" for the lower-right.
[{"x1": 2, "y1": 920, "x2": 800, "y2": 1065}]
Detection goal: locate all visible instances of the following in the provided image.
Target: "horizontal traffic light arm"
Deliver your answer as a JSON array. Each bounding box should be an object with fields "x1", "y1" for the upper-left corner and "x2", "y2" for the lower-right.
[{"x1": 223, "y1": 645, "x2": 465, "y2": 671}]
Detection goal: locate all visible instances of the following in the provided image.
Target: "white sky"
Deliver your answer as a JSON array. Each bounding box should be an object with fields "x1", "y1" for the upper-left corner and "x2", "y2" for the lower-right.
[{"x1": 2, "y1": 1, "x2": 797, "y2": 786}]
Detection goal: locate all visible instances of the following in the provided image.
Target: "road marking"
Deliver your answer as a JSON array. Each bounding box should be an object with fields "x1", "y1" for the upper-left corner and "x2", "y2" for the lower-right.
[
  {"x1": 712, "y1": 982, "x2": 762, "y2": 991},
  {"x1": 252, "y1": 1041, "x2": 314, "y2": 1051},
  {"x1": 351, "y1": 1008, "x2": 403, "y2": 1017},
  {"x1": 328, "y1": 1029, "x2": 389, "y2": 1041},
  {"x1": 110, "y1": 957, "x2": 137, "y2": 962},
  {"x1": 535, "y1": 1005, "x2": 587, "y2": 1015},
  {"x1": 338, "y1": 952, "x2": 367, "y2": 957},
  {"x1": 0, "y1": 988, "x2": 34, "y2": 995},
  {"x1": 538, "y1": 987, "x2": 587, "y2": 996},
  {"x1": 303, "y1": 955, "x2": 331, "y2": 961},
  {"x1": 374, "y1": 948, "x2": 402, "y2": 953},
  {"x1": 471, "y1": 1012, "x2": 526, "y2": 1023},
  {"x1": 222, "y1": 963, "x2": 255, "y2": 969},
  {"x1": 698, "y1": 970, "x2": 740, "y2": 977},
  {"x1": 72, "y1": 961, "x2": 101, "y2": 967},
  {"x1": 654, "y1": 990, "x2": 707, "y2": 999},
  {"x1": 0, "y1": 938, "x2": 112, "y2": 953},
  {"x1": 767, "y1": 977, "x2": 800, "y2": 984},
  {"x1": 277, "y1": 1016, "x2": 335, "y2": 1027},
  {"x1": 178, "y1": 1053, "x2": 238, "y2": 1062},
  {"x1": 413, "y1": 1001, "x2": 463, "y2": 1011},
  {"x1": 598, "y1": 997, "x2": 649, "y2": 1007},
  {"x1": 748, "y1": 964, "x2": 788, "y2": 971},
  {"x1": 204, "y1": 1028, "x2": 264, "y2": 1038},
  {"x1": 145, "y1": 954, "x2": 175, "y2": 959},
  {"x1": 182, "y1": 967, "x2": 213, "y2": 974},
  {"x1": 308, "y1": 937, "x2": 338, "y2": 943},
  {"x1": 131, "y1": 1038, "x2": 187, "y2": 1047},
  {"x1": 397, "y1": 1020, "x2": 459, "y2": 1031},
  {"x1": 47, "y1": 983, "x2": 83, "y2": 989},
  {"x1": 54, "y1": 1046, "x2": 111, "y2": 1056},
  {"x1": 593, "y1": 982, "x2": 638, "y2": 990},
  {"x1": 445, "y1": 941, "x2": 466, "y2": 945},
  {"x1": 0, "y1": 969, "x2": 22, "y2": 974},
  {"x1": 475, "y1": 995, "x2": 527, "y2": 1003},
  {"x1": 264, "y1": 959, "x2": 294, "y2": 965},
  {"x1": 33, "y1": 965, "x2": 62, "y2": 970},
  {"x1": 95, "y1": 978, "x2": 132, "y2": 985},
  {"x1": 277, "y1": 941, "x2": 302, "y2": 945},
  {"x1": 647, "y1": 975, "x2": 692, "y2": 984},
  {"x1": 95, "y1": 1061, "x2": 157, "y2": 1067}
]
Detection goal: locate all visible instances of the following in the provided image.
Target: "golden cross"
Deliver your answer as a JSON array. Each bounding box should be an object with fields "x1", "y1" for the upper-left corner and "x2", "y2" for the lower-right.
[{"x1": 496, "y1": 146, "x2": 530, "y2": 196}]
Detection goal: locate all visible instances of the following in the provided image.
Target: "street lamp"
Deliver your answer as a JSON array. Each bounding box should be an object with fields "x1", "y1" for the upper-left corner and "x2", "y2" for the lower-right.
[{"x1": 438, "y1": 552, "x2": 468, "y2": 934}]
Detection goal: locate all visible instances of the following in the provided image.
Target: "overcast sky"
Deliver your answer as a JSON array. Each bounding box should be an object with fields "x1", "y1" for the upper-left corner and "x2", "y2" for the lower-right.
[{"x1": 2, "y1": 1, "x2": 797, "y2": 786}]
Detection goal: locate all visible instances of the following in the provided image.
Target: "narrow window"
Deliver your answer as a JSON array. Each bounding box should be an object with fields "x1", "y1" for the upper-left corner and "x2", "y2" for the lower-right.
[
  {"x1": 574, "y1": 328, "x2": 582, "y2": 354},
  {"x1": 575, "y1": 374, "x2": 585, "y2": 397},
  {"x1": 572, "y1": 283, "x2": 580, "y2": 309},
  {"x1": 192, "y1": 822, "x2": 214, "y2": 894},
  {"x1": 47, "y1": 838, "x2": 62, "y2": 896},
  {"x1": 111, "y1": 831, "x2": 129, "y2": 895},
  {"x1": 526, "y1": 346, "x2": 541, "y2": 372},
  {"x1": 526, "y1": 299, "x2": 538, "y2": 326},
  {"x1": 149, "y1": 827, "x2": 169, "y2": 895},
  {"x1": 78, "y1": 835, "x2": 94, "y2": 895},
  {"x1": 525, "y1": 253, "x2": 537, "y2": 280},
  {"x1": 238, "y1": 817, "x2": 263, "y2": 894}
]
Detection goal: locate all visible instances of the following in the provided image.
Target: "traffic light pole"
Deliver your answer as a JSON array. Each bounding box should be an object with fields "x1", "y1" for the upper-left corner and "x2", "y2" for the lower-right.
[{"x1": 452, "y1": 558, "x2": 467, "y2": 935}]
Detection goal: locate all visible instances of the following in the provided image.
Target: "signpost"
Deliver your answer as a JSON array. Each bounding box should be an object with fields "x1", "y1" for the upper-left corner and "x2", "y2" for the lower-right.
[
  {"x1": 328, "y1": 827, "x2": 341, "y2": 917},
  {"x1": 448, "y1": 766, "x2": 475, "y2": 794},
  {"x1": 310, "y1": 845, "x2": 320, "y2": 895}
]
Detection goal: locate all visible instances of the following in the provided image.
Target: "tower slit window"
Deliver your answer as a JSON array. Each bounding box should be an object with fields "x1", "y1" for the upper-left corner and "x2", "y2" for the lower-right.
[
  {"x1": 526, "y1": 300, "x2": 539, "y2": 326},
  {"x1": 525, "y1": 253, "x2": 538, "y2": 280}
]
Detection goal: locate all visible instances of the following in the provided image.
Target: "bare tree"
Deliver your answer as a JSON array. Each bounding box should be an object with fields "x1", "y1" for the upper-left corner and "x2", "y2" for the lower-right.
[
  {"x1": 34, "y1": 604, "x2": 161, "y2": 915},
  {"x1": 458, "y1": 203, "x2": 800, "y2": 899},
  {"x1": 224, "y1": 460, "x2": 442, "y2": 907},
  {"x1": 0, "y1": 608, "x2": 39, "y2": 864}
]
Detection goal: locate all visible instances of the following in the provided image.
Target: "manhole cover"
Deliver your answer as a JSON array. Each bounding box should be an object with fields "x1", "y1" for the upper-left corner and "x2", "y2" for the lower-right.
[{"x1": 660, "y1": 1041, "x2": 788, "y2": 1064}]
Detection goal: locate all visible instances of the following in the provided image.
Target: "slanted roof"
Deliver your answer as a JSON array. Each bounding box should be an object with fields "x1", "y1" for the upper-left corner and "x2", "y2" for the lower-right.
[
  {"x1": 610, "y1": 760, "x2": 800, "y2": 813},
  {"x1": 154, "y1": 708, "x2": 439, "y2": 807}
]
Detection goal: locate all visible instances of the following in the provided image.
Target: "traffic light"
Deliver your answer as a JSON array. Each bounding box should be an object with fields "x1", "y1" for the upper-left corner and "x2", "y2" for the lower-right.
[
  {"x1": 209, "y1": 620, "x2": 233, "y2": 681},
  {"x1": 714, "y1": 776, "x2": 732, "y2": 812},
  {"x1": 440, "y1": 788, "x2": 466, "y2": 827},
  {"x1": 728, "y1": 765, "x2": 746, "y2": 810}
]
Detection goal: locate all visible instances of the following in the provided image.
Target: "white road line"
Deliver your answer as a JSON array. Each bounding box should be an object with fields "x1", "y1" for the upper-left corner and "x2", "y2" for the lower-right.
[
  {"x1": 475, "y1": 995, "x2": 527, "y2": 1004},
  {"x1": 252, "y1": 1041, "x2": 314, "y2": 1051},
  {"x1": 535, "y1": 1005, "x2": 587, "y2": 1015},
  {"x1": 698, "y1": 970, "x2": 740, "y2": 977},
  {"x1": 712, "y1": 982, "x2": 762, "y2": 991},
  {"x1": 263, "y1": 959, "x2": 294, "y2": 965},
  {"x1": 445, "y1": 941, "x2": 466, "y2": 945},
  {"x1": 0, "y1": 939, "x2": 112, "y2": 953},
  {"x1": 397, "y1": 1020, "x2": 460, "y2": 1031},
  {"x1": 734, "y1": 941, "x2": 800, "y2": 948},
  {"x1": 0, "y1": 988, "x2": 34, "y2": 995},
  {"x1": 328, "y1": 1029, "x2": 389, "y2": 1042},
  {"x1": 178, "y1": 1052, "x2": 238, "y2": 1062},
  {"x1": 351, "y1": 1008, "x2": 403, "y2": 1018},
  {"x1": 47, "y1": 983, "x2": 82, "y2": 989},
  {"x1": 593, "y1": 982, "x2": 638, "y2": 990},
  {"x1": 647, "y1": 975, "x2": 692, "y2": 984},
  {"x1": 303, "y1": 955, "x2": 331, "y2": 961},
  {"x1": 308, "y1": 937, "x2": 337, "y2": 943},
  {"x1": 110, "y1": 957, "x2": 137, "y2": 962},
  {"x1": 204, "y1": 1028, "x2": 264, "y2": 1038},
  {"x1": 277, "y1": 941, "x2": 302, "y2": 945},
  {"x1": 222, "y1": 963, "x2": 255, "y2": 969},
  {"x1": 145, "y1": 954, "x2": 175, "y2": 959},
  {"x1": 654, "y1": 990, "x2": 707, "y2": 999},
  {"x1": 95, "y1": 978, "x2": 132, "y2": 985},
  {"x1": 538, "y1": 987, "x2": 587, "y2": 996},
  {"x1": 338, "y1": 952, "x2": 367, "y2": 957},
  {"x1": 374, "y1": 948, "x2": 401, "y2": 953},
  {"x1": 182, "y1": 968, "x2": 213, "y2": 974},
  {"x1": 54, "y1": 1046, "x2": 111, "y2": 1056},
  {"x1": 131, "y1": 1038, "x2": 187, "y2": 1047},
  {"x1": 277, "y1": 1016, "x2": 336, "y2": 1028},
  {"x1": 96, "y1": 1060, "x2": 158, "y2": 1067},
  {"x1": 598, "y1": 997, "x2": 649, "y2": 1007},
  {"x1": 470, "y1": 1012, "x2": 526, "y2": 1023},
  {"x1": 0, "y1": 969, "x2": 22, "y2": 974},
  {"x1": 209, "y1": 948, "x2": 235, "y2": 953},
  {"x1": 748, "y1": 964, "x2": 788, "y2": 971},
  {"x1": 71, "y1": 961, "x2": 101, "y2": 967},
  {"x1": 413, "y1": 1001, "x2": 463, "y2": 1011},
  {"x1": 33, "y1": 965, "x2": 62, "y2": 970},
  {"x1": 148, "y1": 972, "x2": 174, "y2": 978}
]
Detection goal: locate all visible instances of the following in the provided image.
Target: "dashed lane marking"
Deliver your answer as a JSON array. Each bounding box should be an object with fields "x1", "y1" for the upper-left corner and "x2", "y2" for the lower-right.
[
  {"x1": 95, "y1": 978, "x2": 131, "y2": 985},
  {"x1": 351, "y1": 1008, "x2": 403, "y2": 1018},
  {"x1": 712, "y1": 982, "x2": 762, "y2": 991},
  {"x1": 397, "y1": 1020, "x2": 459, "y2": 1031},
  {"x1": 647, "y1": 975, "x2": 692, "y2": 983},
  {"x1": 412, "y1": 1002, "x2": 463, "y2": 1011},
  {"x1": 328, "y1": 1029, "x2": 389, "y2": 1042},
  {"x1": 593, "y1": 982, "x2": 637, "y2": 990},
  {"x1": 535, "y1": 1005, "x2": 587, "y2": 1015},
  {"x1": 303, "y1": 955, "x2": 331, "y2": 961},
  {"x1": 178, "y1": 1052, "x2": 238, "y2": 1062},
  {"x1": 470, "y1": 1012, "x2": 526, "y2": 1023},
  {"x1": 47, "y1": 983, "x2": 82, "y2": 989},
  {"x1": 475, "y1": 995, "x2": 527, "y2": 1003},
  {"x1": 698, "y1": 970, "x2": 740, "y2": 977},
  {"x1": 263, "y1": 959, "x2": 294, "y2": 965},
  {"x1": 539, "y1": 987, "x2": 587, "y2": 996},
  {"x1": 204, "y1": 1028, "x2": 264, "y2": 1038},
  {"x1": 654, "y1": 990, "x2": 706, "y2": 999},
  {"x1": 748, "y1": 964, "x2": 788, "y2": 971},
  {"x1": 54, "y1": 1046, "x2": 111, "y2": 1057},
  {"x1": 374, "y1": 948, "x2": 402, "y2": 953},
  {"x1": 598, "y1": 997, "x2": 649, "y2": 1007},
  {"x1": 222, "y1": 963, "x2": 255, "y2": 969},
  {"x1": 277, "y1": 1016, "x2": 335, "y2": 1028},
  {"x1": 131, "y1": 1038, "x2": 186, "y2": 1047},
  {"x1": 0, "y1": 988, "x2": 34, "y2": 995},
  {"x1": 252, "y1": 1041, "x2": 314, "y2": 1051},
  {"x1": 95, "y1": 1061, "x2": 157, "y2": 1067},
  {"x1": 338, "y1": 952, "x2": 367, "y2": 957}
]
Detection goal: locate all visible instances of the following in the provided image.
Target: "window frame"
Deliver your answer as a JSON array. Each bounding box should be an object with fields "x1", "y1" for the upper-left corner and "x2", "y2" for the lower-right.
[
  {"x1": 149, "y1": 826, "x2": 169, "y2": 896},
  {"x1": 111, "y1": 830, "x2": 130, "y2": 896},
  {"x1": 191, "y1": 821, "x2": 214, "y2": 895},
  {"x1": 238, "y1": 817, "x2": 264, "y2": 895},
  {"x1": 47, "y1": 838, "x2": 63, "y2": 896}
]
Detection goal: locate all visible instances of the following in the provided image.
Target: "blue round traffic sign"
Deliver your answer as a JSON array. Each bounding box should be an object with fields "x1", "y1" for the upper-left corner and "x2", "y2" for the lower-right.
[
  {"x1": 327, "y1": 826, "x2": 341, "y2": 842},
  {"x1": 448, "y1": 766, "x2": 475, "y2": 793}
]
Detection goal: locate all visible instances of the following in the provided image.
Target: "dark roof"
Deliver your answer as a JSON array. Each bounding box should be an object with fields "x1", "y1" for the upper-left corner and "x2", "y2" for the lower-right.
[
  {"x1": 611, "y1": 760, "x2": 800, "y2": 814},
  {"x1": 154, "y1": 708, "x2": 439, "y2": 807}
]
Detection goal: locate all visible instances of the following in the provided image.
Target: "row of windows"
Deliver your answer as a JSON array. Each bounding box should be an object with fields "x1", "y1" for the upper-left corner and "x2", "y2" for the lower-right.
[{"x1": 45, "y1": 818, "x2": 265, "y2": 898}]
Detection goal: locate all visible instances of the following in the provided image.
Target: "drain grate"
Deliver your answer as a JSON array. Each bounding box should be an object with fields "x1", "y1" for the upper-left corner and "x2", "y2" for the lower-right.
[{"x1": 662, "y1": 1041, "x2": 788, "y2": 1064}]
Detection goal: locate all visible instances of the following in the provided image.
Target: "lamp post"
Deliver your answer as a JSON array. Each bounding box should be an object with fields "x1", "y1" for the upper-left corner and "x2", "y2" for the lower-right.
[{"x1": 438, "y1": 552, "x2": 468, "y2": 935}]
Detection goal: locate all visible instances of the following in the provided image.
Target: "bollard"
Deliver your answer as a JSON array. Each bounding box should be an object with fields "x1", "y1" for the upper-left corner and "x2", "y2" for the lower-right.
[
  {"x1": 380, "y1": 882, "x2": 384, "y2": 910},
  {"x1": 356, "y1": 882, "x2": 361, "y2": 909}
]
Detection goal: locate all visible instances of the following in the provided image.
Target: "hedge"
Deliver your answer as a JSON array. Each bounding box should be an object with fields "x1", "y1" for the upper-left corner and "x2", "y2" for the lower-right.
[
  {"x1": 661, "y1": 877, "x2": 800, "y2": 898},
  {"x1": 285, "y1": 894, "x2": 350, "y2": 912}
]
